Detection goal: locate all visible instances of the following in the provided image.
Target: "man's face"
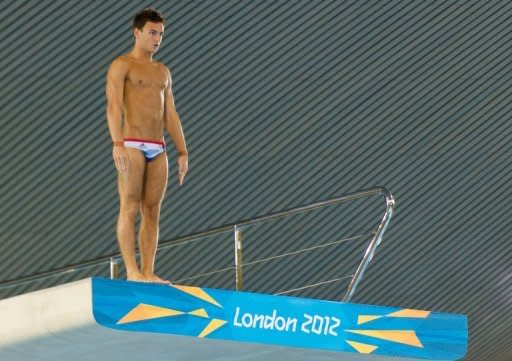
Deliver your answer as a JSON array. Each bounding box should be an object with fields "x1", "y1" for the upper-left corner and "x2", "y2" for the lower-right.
[{"x1": 134, "y1": 21, "x2": 164, "y2": 53}]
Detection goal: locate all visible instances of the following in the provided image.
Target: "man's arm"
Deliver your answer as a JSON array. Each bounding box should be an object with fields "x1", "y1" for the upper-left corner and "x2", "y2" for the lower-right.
[
  {"x1": 106, "y1": 58, "x2": 129, "y2": 172},
  {"x1": 164, "y1": 67, "x2": 188, "y2": 186}
]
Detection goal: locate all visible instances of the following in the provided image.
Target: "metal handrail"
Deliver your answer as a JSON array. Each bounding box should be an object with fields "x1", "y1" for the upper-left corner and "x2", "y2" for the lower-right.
[
  {"x1": 229, "y1": 187, "x2": 395, "y2": 301},
  {"x1": 0, "y1": 187, "x2": 394, "y2": 303}
]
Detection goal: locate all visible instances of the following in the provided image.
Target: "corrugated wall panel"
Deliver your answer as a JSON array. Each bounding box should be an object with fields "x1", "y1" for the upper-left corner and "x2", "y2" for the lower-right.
[{"x1": 1, "y1": 1, "x2": 511, "y2": 360}]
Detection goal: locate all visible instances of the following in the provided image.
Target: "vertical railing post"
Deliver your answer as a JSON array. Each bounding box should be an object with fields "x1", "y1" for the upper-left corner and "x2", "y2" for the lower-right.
[
  {"x1": 234, "y1": 225, "x2": 244, "y2": 291},
  {"x1": 110, "y1": 257, "x2": 120, "y2": 279}
]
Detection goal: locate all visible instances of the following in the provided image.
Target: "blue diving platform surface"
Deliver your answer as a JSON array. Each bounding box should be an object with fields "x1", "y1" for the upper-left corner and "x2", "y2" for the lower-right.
[{"x1": 0, "y1": 278, "x2": 467, "y2": 361}]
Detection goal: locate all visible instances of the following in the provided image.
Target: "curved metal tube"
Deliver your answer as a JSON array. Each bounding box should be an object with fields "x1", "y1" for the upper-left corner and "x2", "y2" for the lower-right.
[{"x1": 342, "y1": 188, "x2": 395, "y2": 302}]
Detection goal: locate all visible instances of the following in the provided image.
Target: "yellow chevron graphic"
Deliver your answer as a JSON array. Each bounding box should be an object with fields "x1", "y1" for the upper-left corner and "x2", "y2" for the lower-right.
[
  {"x1": 198, "y1": 319, "x2": 227, "y2": 338},
  {"x1": 189, "y1": 308, "x2": 209, "y2": 318},
  {"x1": 358, "y1": 315, "x2": 382, "y2": 325},
  {"x1": 388, "y1": 309, "x2": 430, "y2": 318},
  {"x1": 345, "y1": 330, "x2": 423, "y2": 348},
  {"x1": 346, "y1": 340, "x2": 378, "y2": 354},
  {"x1": 117, "y1": 303, "x2": 184, "y2": 324},
  {"x1": 172, "y1": 285, "x2": 222, "y2": 308},
  {"x1": 357, "y1": 309, "x2": 429, "y2": 325}
]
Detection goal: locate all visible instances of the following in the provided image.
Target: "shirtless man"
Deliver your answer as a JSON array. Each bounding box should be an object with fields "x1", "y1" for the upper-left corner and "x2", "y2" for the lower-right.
[{"x1": 106, "y1": 8, "x2": 188, "y2": 283}]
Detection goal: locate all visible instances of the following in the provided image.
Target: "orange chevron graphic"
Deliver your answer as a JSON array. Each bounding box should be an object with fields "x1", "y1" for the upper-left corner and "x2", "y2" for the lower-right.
[
  {"x1": 388, "y1": 309, "x2": 430, "y2": 318},
  {"x1": 357, "y1": 315, "x2": 382, "y2": 325},
  {"x1": 357, "y1": 308, "x2": 430, "y2": 325},
  {"x1": 345, "y1": 330, "x2": 423, "y2": 348},
  {"x1": 198, "y1": 319, "x2": 227, "y2": 338},
  {"x1": 189, "y1": 308, "x2": 209, "y2": 318},
  {"x1": 346, "y1": 340, "x2": 378, "y2": 354},
  {"x1": 172, "y1": 285, "x2": 222, "y2": 308},
  {"x1": 117, "y1": 303, "x2": 184, "y2": 324}
]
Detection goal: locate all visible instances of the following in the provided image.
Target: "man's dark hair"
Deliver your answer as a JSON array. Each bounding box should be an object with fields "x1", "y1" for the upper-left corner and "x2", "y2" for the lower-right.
[{"x1": 132, "y1": 8, "x2": 165, "y2": 31}]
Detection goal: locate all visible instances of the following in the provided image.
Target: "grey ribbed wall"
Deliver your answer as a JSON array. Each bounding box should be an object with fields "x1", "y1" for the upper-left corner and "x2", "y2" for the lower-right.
[{"x1": 1, "y1": 1, "x2": 511, "y2": 360}]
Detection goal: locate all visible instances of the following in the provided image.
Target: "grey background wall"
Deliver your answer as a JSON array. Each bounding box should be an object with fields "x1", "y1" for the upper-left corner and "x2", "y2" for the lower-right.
[{"x1": 1, "y1": 1, "x2": 511, "y2": 360}]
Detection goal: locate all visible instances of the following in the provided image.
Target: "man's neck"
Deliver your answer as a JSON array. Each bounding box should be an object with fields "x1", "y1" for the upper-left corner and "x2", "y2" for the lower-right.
[{"x1": 129, "y1": 47, "x2": 153, "y2": 63}]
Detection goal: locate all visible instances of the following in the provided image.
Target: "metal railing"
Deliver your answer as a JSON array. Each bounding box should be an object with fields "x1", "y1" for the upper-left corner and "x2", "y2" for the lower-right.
[
  {"x1": 1, "y1": 187, "x2": 394, "y2": 303},
  {"x1": 112, "y1": 186, "x2": 394, "y2": 301}
]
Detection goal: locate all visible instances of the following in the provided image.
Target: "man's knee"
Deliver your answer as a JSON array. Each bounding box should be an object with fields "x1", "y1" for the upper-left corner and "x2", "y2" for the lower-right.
[
  {"x1": 141, "y1": 203, "x2": 160, "y2": 221},
  {"x1": 119, "y1": 199, "x2": 140, "y2": 220}
]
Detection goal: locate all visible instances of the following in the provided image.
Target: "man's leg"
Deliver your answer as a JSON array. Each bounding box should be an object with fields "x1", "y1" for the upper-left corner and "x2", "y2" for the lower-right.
[
  {"x1": 117, "y1": 148, "x2": 146, "y2": 281},
  {"x1": 139, "y1": 152, "x2": 169, "y2": 283}
]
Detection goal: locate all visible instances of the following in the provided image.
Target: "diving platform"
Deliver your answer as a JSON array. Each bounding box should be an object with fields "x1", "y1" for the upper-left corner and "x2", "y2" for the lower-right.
[{"x1": 0, "y1": 277, "x2": 467, "y2": 361}]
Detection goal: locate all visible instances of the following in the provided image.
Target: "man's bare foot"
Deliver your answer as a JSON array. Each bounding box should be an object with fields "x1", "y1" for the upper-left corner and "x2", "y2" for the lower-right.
[
  {"x1": 144, "y1": 273, "x2": 172, "y2": 285},
  {"x1": 126, "y1": 271, "x2": 147, "y2": 283}
]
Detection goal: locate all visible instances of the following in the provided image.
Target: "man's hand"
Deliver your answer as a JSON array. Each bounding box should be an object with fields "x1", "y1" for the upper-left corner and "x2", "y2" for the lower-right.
[
  {"x1": 113, "y1": 146, "x2": 128, "y2": 173},
  {"x1": 177, "y1": 154, "x2": 188, "y2": 186}
]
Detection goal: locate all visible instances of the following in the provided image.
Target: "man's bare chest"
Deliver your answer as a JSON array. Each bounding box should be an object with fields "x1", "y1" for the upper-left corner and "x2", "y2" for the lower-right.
[{"x1": 126, "y1": 64, "x2": 167, "y2": 90}]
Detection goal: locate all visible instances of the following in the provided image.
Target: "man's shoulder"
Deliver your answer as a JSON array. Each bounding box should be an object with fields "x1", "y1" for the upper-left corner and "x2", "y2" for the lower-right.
[
  {"x1": 111, "y1": 54, "x2": 131, "y2": 66},
  {"x1": 108, "y1": 55, "x2": 131, "y2": 73},
  {"x1": 154, "y1": 61, "x2": 170, "y2": 73}
]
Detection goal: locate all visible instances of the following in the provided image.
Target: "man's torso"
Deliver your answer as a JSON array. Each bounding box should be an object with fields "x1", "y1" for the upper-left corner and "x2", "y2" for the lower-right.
[{"x1": 120, "y1": 55, "x2": 168, "y2": 140}]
